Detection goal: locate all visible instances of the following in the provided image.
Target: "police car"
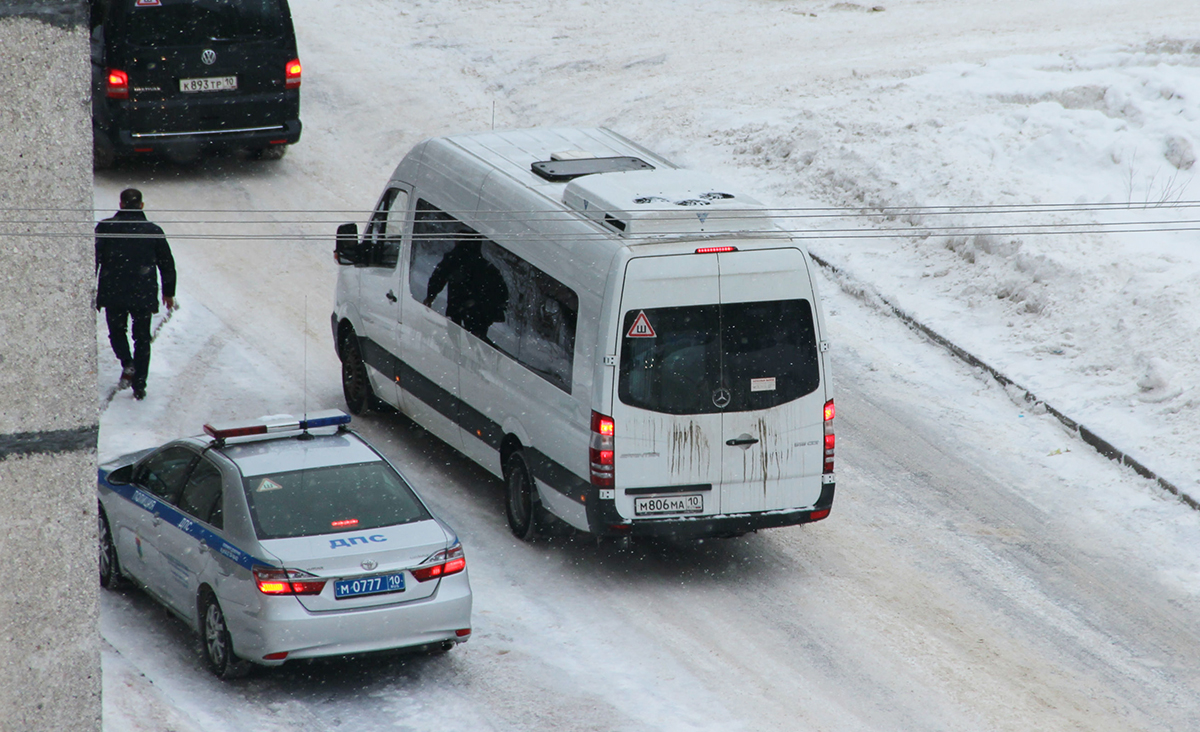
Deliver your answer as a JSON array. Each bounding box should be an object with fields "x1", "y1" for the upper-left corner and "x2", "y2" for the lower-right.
[{"x1": 97, "y1": 410, "x2": 472, "y2": 678}]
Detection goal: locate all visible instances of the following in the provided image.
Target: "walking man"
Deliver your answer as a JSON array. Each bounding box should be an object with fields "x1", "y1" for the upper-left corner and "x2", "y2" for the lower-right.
[{"x1": 95, "y1": 188, "x2": 176, "y2": 400}]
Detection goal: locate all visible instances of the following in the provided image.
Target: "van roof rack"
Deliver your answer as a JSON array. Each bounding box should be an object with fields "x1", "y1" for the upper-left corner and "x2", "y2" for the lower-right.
[{"x1": 531, "y1": 156, "x2": 654, "y2": 182}]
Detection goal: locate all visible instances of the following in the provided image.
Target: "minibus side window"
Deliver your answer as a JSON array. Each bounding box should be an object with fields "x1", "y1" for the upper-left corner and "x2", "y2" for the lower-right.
[
  {"x1": 410, "y1": 199, "x2": 578, "y2": 392},
  {"x1": 362, "y1": 188, "x2": 404, "y2": 269}
]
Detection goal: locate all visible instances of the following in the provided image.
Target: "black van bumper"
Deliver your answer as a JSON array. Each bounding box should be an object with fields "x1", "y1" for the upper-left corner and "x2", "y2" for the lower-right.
[
  {"x1": 98, "y1": 119, "x2": 301, "y2": 159},
  {"x1": 587, "y1": 483, "x2": 836, "y2": 540}
]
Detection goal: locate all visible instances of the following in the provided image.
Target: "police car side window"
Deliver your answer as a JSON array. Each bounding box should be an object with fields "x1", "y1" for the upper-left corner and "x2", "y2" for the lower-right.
[
  {"x1": 133, "y1": 447, "x2": 196, "y2": 504},
  {"x1": 178, "y1": 459, "x2": 224, "y2": 529}
]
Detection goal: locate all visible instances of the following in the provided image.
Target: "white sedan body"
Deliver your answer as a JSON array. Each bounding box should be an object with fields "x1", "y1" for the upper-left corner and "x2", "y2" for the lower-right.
[{"x1": 97, "y1": 413, "x2": 472, "y2": 671}]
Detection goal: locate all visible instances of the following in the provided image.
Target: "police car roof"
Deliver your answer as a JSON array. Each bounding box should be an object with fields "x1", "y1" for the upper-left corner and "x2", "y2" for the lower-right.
[{"x1": 215, "y1": 429, "x2": 384, "y2": 478}]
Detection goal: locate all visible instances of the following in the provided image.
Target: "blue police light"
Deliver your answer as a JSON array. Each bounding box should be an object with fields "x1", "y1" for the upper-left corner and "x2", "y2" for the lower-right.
[{"x1": 299, "y1": 410, "x2": 352, "y2": 430}]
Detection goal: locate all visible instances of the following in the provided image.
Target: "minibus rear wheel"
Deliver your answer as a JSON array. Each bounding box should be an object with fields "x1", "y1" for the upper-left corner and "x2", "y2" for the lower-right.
[{"x1": 503, "y1": 451, "x2": 542, "y2": 541}]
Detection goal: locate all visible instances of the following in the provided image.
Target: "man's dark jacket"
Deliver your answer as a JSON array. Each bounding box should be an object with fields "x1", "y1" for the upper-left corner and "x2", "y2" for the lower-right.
[{"x1": 95, "y1": 209, "x2": 176, "y2": 313}]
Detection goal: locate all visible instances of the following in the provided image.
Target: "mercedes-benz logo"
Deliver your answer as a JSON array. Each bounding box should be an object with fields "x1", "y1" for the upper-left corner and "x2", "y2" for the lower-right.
[
  {"x1": 201, "y1": 49, "x2": 217, "y2": 65},
  {"x1": 361, "y1": 559, "x2": 378, "y2": 571},
  {"x1": 712, "y1": 387, "x2": 731, "y2": 409}
]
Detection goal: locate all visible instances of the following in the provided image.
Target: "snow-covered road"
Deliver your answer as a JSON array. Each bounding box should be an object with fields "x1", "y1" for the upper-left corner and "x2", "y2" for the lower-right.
[{"x1": 95, "y1": 1, "x2": 1200, "y2": 729}]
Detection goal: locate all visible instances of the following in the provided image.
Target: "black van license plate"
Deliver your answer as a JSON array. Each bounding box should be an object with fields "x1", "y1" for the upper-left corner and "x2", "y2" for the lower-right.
[
  {"x1": 634, "y1": 494, "x2": 703, "y2": 515},
  {"x1": 180, "y1": 76, "x2": 237, "y2": 93}
]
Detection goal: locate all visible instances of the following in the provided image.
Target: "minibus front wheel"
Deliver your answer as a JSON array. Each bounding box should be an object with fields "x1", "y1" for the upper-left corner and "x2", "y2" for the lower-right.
[{"x1": 340, "y1": 330, "x2": 384, "y2": 414}]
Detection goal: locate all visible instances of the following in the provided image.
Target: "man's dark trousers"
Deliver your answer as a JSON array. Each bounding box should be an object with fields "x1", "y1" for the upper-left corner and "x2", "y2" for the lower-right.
[{"x1": 105, "y1": 309, "x2": 152, "y2": 392}]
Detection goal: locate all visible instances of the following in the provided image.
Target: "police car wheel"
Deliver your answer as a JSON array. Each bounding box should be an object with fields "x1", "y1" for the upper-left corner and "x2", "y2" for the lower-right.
[
  {"x1": 503, "y1": 452, "x2": 540, "y2": 541},
  {"x1": 201, "y1": 594, "x2": 250, "y2": 679},
  {"x1": 98, "y1": 510, "x2": 122, "y2": 589}
]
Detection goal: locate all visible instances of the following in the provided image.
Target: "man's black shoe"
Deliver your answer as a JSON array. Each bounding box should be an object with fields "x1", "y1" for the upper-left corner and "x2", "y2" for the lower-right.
[{"x1": 133, "y1": 389, "x2": 146, "y2": 400}]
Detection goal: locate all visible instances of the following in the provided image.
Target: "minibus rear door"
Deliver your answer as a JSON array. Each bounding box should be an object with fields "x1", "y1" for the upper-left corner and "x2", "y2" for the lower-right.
[{"x1": 612, "y1": 254, "x2": 725, "y2": 519}]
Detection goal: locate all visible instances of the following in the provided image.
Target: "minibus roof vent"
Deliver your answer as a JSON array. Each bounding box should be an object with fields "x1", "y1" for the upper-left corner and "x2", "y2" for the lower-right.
[
  {"x1": 531, "y1": 156, "x2": 654, "y2": 182},
  {"x1": 562, "y1": 169, "x2": 779, "y2": 238}
]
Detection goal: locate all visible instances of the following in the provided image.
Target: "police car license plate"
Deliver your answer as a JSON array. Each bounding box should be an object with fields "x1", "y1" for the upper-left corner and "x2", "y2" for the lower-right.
[
  {"x1": 335, "y1": 571, "x2": 405, "y2": 599},
  {"x1": 179, "y1": 76, "x2": 237, "y2": 93},
  {"x1": 634, "y1": 494, "x2": 703, "y2": 516}
]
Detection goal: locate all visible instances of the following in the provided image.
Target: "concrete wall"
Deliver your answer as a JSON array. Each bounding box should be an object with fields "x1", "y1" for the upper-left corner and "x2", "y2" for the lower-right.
[{"x1": 0, "y1": 1, "x2": 101, "y2": 730}]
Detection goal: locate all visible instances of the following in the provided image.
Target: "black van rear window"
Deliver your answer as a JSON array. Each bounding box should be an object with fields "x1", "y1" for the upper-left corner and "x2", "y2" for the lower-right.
[
  {"x1": 618, "y1": 299, "x2": 820, "y2": 415},
  {"x1": 128, "y1": 0, "x2": 285, "y2": 45}
]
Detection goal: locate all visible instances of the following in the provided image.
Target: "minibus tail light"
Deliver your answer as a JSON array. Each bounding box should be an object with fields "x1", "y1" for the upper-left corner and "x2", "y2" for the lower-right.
[
  {"x1": 823, "y1": 399, "x2": 835, "y2": 474},
  {"x1": 590, "y1": 411, "x2": 615, "y2": 487}
]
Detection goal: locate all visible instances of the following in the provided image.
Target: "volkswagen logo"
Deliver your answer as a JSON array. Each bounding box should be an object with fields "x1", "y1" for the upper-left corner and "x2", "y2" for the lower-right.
[
  {"x1": 712, "y1": 387, "x2": 731, "y2": 409},
  {"x1": 360, "y1": 559, "x2": 378, "y2": 571},
  {"x1": 201, "y1": 49, "x2": 217, "y2": 65}
]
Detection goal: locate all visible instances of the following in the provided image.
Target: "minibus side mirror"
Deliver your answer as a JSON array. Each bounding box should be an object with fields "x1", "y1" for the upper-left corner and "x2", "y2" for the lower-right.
[{"x1": 335, "y1": 223, "x2": 361, "y2": 265}]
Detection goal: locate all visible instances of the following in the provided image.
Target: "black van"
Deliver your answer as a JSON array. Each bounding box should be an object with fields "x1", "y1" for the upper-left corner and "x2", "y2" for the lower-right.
[{"x1": 90, "y1": 0, "x2": 302, "y2": 167}]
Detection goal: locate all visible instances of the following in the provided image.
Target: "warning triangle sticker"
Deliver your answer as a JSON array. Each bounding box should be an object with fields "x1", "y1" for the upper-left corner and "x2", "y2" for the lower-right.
[{"x1": 626, "y1": 311, "x2": 657, "y2": 338}]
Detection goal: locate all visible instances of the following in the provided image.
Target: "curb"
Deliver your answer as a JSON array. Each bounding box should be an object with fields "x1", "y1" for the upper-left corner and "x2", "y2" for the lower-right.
[{"x1": 809, "y1": 252, "x2": 1198, "y2": 512}]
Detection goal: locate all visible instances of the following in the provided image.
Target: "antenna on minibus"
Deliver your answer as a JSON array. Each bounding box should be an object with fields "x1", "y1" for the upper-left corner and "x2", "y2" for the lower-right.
[{"x1": 491, "y1": 100, "x2": 496, "y2": 130}]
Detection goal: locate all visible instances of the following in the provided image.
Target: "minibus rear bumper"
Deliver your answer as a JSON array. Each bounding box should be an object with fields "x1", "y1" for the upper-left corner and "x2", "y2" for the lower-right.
[{"x1": 590, "y1": 484, "x2": 835, "y2": 539}]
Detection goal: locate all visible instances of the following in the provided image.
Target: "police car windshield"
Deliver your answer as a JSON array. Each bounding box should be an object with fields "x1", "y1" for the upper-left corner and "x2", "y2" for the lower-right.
[{"x1": 242, "y1": 461, "x2": 430, "y2": 540}]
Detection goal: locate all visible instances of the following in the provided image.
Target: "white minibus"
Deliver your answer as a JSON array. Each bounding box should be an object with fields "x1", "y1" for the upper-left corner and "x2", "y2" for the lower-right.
[{"x1": 332, "y1": 127, "x2": 835, "y2": 540}]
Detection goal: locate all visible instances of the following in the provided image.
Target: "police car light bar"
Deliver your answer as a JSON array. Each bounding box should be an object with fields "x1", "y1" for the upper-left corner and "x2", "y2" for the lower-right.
[{"x1": 204, "y1": 409, "x2": 352, "y2": 440}]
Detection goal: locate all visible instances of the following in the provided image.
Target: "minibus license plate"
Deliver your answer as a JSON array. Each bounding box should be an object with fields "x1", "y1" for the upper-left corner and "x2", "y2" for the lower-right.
[
  {"x1": 180, "y1": 76, "x2": 237, "y2": 93},
  {"x1": 335, "y1": 572, "x2": 405, "y2": 599},
  {"x1": 634, "y1": 494, "x2": 703, "y2": 516}
]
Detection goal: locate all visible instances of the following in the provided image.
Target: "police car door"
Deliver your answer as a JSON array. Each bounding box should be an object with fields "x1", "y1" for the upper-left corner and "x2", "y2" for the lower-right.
[
  {"x1": 157, "y1": 456, "x2": 224, "y2": 621},
  {"x1": 611, "y1": 254, "x2": 725, "y2": 519},
  {"x1": 715, "y1": 248, "x2": 825, "y2": 514},
  {"x1": 357, "y1": 188, "x2": 410, "y2": 407},
  {"x1": 124, "y1": 446, "x2": 197, "y2": 596}
]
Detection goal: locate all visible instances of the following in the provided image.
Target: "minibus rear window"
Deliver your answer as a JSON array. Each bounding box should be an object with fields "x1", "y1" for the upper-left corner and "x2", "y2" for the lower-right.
[{"x1": 618, "y1": 299, "x2": 819, "y2": 415}]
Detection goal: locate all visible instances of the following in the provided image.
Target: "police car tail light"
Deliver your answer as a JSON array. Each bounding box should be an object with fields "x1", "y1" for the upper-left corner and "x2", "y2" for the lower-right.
[
  {"x1": 823, "y1": 399, "x2": 835, "y2": 474},
  {"x1": 590, "y1": 411, "x2": 615, "y2": 487},
  {"x1": 254, "y1": 567, "x2": 326, "y2": 595},
  {"x1": 285, "y1": 58, "x2": 302, "y2": 89},
  {"x1": 106, "y1": 69, "x2": 129, "y2": 99},
  {"x1": 411, "y1": 543, "x2": 466, "y2": 582},
  {"x1": 695, "y1": 245, "x2": 738, "y2": 254}
]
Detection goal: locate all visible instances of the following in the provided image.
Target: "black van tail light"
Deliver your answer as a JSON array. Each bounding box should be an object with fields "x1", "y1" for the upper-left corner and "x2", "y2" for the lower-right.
[
  {"x1": 285, "y1": 58, "x2": 302, "y2": 89},
  {"x1": 823, "y1": 399, "x2": 835, "y2": 474},
  {"x1": 106, "y1": 69, "x2": 129, "y2": 99},
  {"x1": 590, "y1": 411, "x2": 615, "y2": 487}
]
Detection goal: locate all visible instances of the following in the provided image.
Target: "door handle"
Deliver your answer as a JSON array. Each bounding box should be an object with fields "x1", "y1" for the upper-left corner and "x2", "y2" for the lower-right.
[
  {"x1": 726, "y1": 435, "x2": 759, "y2": 447},
  {"x1": 152, "y1": 514, "x2": 162, "y2": 527},
  {"x1": 198, "y1": 541, "x2": 209, "y2": 555},
  {"x1": 385, "y1": 290, "x2": 397, "y2": 302}
]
